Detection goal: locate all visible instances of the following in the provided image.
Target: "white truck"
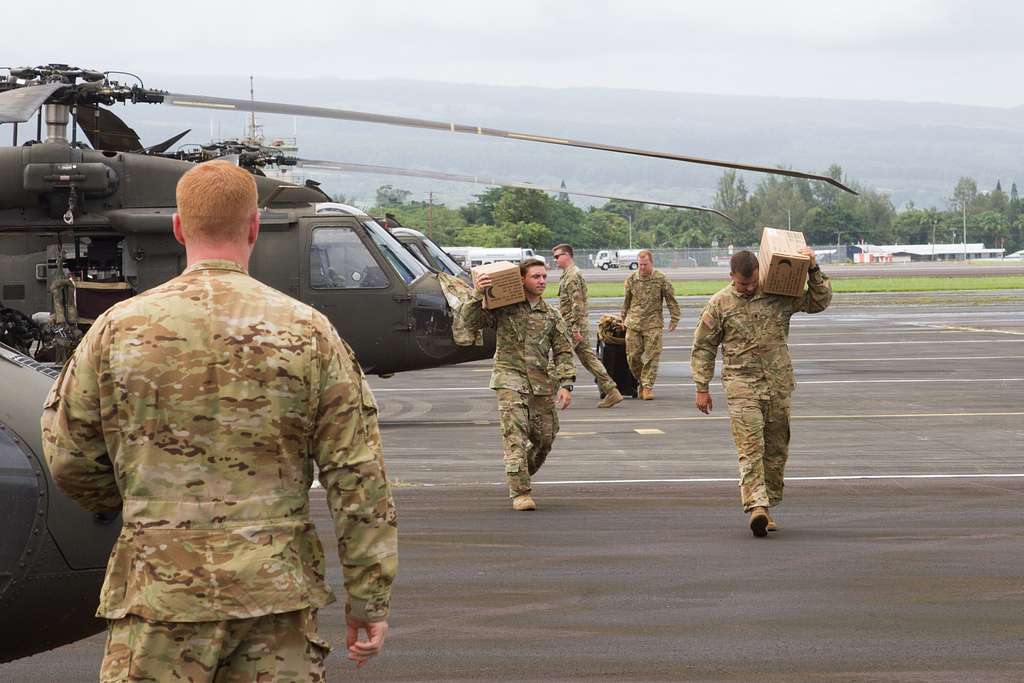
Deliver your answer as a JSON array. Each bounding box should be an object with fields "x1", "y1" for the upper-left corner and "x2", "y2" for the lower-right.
[
  {"x1": 593, "y1": 249, "x2": 641, "y2": 270},
  {"x1": 441, "y1": 247, "x2": 546, "y2": 270}
]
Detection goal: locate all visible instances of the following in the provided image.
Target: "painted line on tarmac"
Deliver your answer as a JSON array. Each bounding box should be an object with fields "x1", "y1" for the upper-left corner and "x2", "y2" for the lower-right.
[
  {"x1": 372, "y1": 378, "x2": 1024, "y2": 393},
  {"x1": 664, "y1": 339, "x2": 1024, "y2": 350},
  {"x1": 531, "y1": 473, "x2": 1024, "y2": 486},
  {"x1": 381, "y1": 411, "x2": 1024, "y2": 427},
  {"x1": 796, "y1": 355, "x2": 1024, "y2": 362},
  {"x1": 312, "y1": 473, "x2": 1024, "y2": 490},
  {"x1": 910, "y1": 323, "x2": 1024, "y2": 336}
]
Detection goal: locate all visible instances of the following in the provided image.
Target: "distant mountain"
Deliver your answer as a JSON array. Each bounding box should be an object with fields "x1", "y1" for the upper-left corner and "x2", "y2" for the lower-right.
[{"x1": 121, "y1": 74, "x2": 1024, "y2": 210}]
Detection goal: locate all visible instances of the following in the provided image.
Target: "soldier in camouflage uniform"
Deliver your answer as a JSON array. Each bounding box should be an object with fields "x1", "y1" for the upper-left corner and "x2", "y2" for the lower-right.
[
  {"x1": 690, "y1": 249, "x2": 832, "y2": 537},
  {"x1": 621, "y1": 249, "x2": 681, "y2": 400},
  {"x1": 553, "y1": 244, "x2": 623, "y2": 408},
  {"x1": 460, "y1": 258, "x2": 576, "y2": 511},
  {"x1": 41, "y1": 162, "x2": 397, "y2": 681}
]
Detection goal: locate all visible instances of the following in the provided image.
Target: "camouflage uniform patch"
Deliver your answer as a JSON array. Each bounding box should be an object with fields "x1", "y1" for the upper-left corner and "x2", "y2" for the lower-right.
[
  {"x1": 624, "y1": 327, "x2": 664, "y2": 390},
  {"x1": 100, "y1": 608, "x2": 328, "y2": 683},
  {"x1": 459, "y1": 292, "x2": 574, "y2": 497},
  {"x1": 41, "y1": 259, "x2": 397, "y2": 636},
  {"x1": 691, "y1": 269, "x2": 832, "y2": 510},
  {"x1": 558, "y1": 264, "x2": 616, "y2": 394},
  {"x1": 497, "y1": 389, "x2": 559, "y2": 497},
  {"x1": 621, "y1": 269, "x2": 680, "y2": 389}
]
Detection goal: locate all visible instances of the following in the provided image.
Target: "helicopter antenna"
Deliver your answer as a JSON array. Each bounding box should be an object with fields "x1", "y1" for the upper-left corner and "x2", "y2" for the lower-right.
[{"x1": 248, "y1": 75, "x2": 256, "y2": 142}]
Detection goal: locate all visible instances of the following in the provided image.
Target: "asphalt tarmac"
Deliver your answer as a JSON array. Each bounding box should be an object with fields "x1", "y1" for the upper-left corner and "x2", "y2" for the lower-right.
[{"x1": 4, "y1": 293, "x2": 1023, "y2": 681}]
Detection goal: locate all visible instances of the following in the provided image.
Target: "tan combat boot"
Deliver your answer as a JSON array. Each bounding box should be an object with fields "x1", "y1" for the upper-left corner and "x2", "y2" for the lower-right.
[
  {"x1": 512, "y1": 494, "x2": 536, "y2": 511},
  {"x1": 641, "y1": 386, "x2": 654, "y2": 400},
  {"x1": 766, "y1": 511, "x2": 778, "y2": 532},
  {"x1": 749, "y1": 506, "x2": 769, "y2": 537},
  {"x1": 598, "y1": 387, "x2": 624, "y2": 408}
]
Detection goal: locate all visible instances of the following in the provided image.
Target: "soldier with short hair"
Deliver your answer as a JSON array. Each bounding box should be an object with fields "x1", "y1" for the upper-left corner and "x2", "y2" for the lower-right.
[
  {"x1": 460, "y1": 258, "x2": 575, "y2": 511},
  {"x1": 621, "y1": 249, "x2": 681, "y2": 400},
  {"x1": 552, "y1": 243, "x2": 624, "y2": 408},
  {"x1": 42, "y1": 161, "x2": 397, "y2": 680},
  {"x1": 690, "y1": 248, "x2": 832, "y2": 537}
]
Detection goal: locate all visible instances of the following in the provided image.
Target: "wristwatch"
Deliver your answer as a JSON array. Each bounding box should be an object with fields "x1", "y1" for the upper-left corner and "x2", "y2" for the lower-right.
[{"x1": 561, "y1": 385, "x2": 574, "y2": 392}]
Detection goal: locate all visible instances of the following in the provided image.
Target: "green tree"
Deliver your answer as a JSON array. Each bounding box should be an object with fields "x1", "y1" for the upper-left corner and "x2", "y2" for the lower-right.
[
  {"x1": 493, "y1": 188, "x2": 552, "y2": 226},
  {"x1": 375, "y1": 185, "x2": 412, "y2": 207},
  {"x1": 460, "y1": 187, "x2": 504, "y2": 225}
]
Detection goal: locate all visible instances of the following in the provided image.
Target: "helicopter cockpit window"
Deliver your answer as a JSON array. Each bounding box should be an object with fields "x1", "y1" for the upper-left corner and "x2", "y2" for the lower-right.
[
  {"x1": 310, "y1": 227, "x2": 390, "y2": 289},
  {"x1": 363, "y1": 220, "x2": 429, "y2": 285},
  {"x1": 420, "y1": 238, "x2": 465, "y2": 276}
]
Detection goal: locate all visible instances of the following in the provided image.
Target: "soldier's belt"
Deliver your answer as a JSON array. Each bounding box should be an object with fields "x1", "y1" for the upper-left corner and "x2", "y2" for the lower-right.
[{"x1": 122, "y1": 493, "x2": 311, "y2": 529}]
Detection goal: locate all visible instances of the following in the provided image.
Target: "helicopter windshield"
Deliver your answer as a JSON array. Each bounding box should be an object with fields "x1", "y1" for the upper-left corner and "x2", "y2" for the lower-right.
[
  {"x1": 420, "y1": 237, "x2": 465, "y2": 276},
  {"x1": 363, "y1": 219, "x2": 429, "y2": 284}
]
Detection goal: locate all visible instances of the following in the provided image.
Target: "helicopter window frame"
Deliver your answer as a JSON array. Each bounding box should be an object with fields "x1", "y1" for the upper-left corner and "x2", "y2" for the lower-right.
[
  {"x1": 309, "y1": 226, "x2": 392, "y2": 291},
  {"x1": 362, "y1": 220, "x2": 430, "y2": 285},
  {"x1": 418, "y1": 238, "x2": 465, "y2": 277}
]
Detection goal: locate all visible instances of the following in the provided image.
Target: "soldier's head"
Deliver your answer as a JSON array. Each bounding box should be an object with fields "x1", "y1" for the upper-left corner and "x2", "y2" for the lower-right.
[
  {"x1": 173, "y1": 161, "x2": 259, "y2": 252},
  {"x1": 730, "y1": 250, "x2": 760, "y2": 297},
  {"x1": 520, "y1": 258, "x2": 548, "y2": 299},
  {"x1": 637, "y1": 249, "x2": 654, "y2": 276},
  {"x1": 552, "y1": 244, "x2": 574, "y2": 270}
]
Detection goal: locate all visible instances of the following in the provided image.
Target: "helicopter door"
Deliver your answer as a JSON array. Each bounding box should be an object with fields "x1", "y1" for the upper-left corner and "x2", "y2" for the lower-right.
[{"x1": 299, "y1": 217, "x2": 408, "y2": 372}]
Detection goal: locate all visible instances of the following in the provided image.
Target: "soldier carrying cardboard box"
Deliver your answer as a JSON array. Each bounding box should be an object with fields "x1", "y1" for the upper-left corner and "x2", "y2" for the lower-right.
[
  {"x1": 689, "y1": 245, "x2": 832, "y2": 538},
  {"x1": 459, "y1": 258, "x2": 576, "y2": 511}
]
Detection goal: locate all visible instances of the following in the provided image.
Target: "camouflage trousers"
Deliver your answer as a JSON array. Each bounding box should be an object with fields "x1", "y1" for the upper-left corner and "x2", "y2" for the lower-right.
[
  {"x1": 100, "y1": 608, "x2": 329, "y2": 682},
  {"x1": 574, "y1": 328, "x2": 617, "y2": 394},
  {"x1": 624, "y1": 327, "x2": 663, "y2": 389},
  {"x1": 496, "y1": 389, "x2": 559, "y2": 497},
  {"x1": 727, "y1": 396, "x2": 792, "y2": 512}
]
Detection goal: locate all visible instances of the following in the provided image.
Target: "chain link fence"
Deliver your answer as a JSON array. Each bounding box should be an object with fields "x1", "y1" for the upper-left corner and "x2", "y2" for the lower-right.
[{"x1": 571, "y1": 245, "x2": 851, "y2": 270}]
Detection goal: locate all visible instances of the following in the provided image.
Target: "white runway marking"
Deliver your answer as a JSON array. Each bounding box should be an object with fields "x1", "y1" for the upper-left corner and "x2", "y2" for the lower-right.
[
  {"x1": 664, "y1": 339, "x2": 1024, "y2": 350},
  {"x1": 371, "y1": 378, "x2": 1024, "y2": 393},
  {"x1": 796, "y1": 355, "x2": 1024, "y2": 362},
  {"x1": 910, "y1": 323, "x2": 1024, "y2": 336},
  {"x1": 315, "y1": 473, "x2": 1024, "y2": 490},
  {"x1": 532, "y1": 473, "x2": 1024, "y2": 486},
  {"x1": 381, "y1": 411, "x2": 1024, "y2": 427}
]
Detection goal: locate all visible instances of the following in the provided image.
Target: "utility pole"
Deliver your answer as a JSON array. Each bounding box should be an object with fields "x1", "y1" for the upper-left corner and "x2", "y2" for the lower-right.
[
  {"x1": 428, "y1": 191, "x2": 434, "y2": 238},
  {"x1": 962, "y1": 200, "x2": 968, "y2": 260},
  {"x1": 628, "y1": 212, "x2": 633, "y2": 249}
]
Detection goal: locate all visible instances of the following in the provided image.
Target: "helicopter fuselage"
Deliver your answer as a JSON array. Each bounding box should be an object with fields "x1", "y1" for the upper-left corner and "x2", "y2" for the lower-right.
[{"x1": 0, "y1": 142, "x2": 493, "y2": 375}]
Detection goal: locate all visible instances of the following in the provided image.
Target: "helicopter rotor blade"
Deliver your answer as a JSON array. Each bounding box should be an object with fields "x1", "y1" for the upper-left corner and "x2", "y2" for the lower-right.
[
  {"x1": 76, "y1": 104, "x2": 143, "y2": 152},
  {"x1": 0, "y1": 83, "x2": 63, "y2": 124},
  {"x1": 163, "y1": 91, "x2": 857, "y2": 195},
  {"x1": 295, "y1": 158, "x2": 734, "y2": 222},
  {"x1": 144, "y1": 128, "x2": 192, "y2": 154}
]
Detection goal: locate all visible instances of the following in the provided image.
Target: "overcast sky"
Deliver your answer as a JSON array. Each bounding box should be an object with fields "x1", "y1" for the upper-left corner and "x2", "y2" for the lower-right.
[{"x1": 5, "y1": 0, "x2": 1021, "y2": 107}]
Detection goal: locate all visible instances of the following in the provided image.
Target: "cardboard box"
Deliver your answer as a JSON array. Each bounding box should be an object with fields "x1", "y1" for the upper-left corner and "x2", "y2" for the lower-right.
[
  {"x1": 471, "y1": 261, "x2": 525, "y2": 309},
  {"x1": 758, "y1": 227, "x2": 811, "y2": 297}
]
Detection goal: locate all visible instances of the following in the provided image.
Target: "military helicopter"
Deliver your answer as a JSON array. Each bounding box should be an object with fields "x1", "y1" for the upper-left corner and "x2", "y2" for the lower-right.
[{"x1": 0, "y1": 63, "x2": 855, "y2": 663}]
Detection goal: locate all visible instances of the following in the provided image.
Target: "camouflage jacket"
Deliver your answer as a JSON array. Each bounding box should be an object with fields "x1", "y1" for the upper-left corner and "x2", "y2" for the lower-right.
[
  {"x1": 690, "y1": 269, "x2": 833, "y2": 399},
  {"x1": 621, "y1": 269, "x2": 681, "y2": 331},
  {"x1": 41, "y1": 259, "x2": 397, "y2": 623},
  {"x1": 458, "y1": 292, "x2": 575, "y2": 395},
  {"x1": 556, "y1": 263, "x2": 589, "y2": 335}
]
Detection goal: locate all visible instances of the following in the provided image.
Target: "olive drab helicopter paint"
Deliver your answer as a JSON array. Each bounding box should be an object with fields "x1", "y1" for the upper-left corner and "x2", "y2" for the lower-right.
[{"x1": 0, "y1": 63, "x2": 856, "y2": 663}]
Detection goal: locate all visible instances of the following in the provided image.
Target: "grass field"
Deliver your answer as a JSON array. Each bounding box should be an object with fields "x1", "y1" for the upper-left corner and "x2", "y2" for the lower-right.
[{"x1": 547, "y1": 275, "x2": 1024, "y2": 298}]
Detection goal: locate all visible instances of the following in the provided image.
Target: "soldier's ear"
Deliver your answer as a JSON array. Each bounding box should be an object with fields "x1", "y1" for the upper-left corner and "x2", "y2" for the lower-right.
[{"x1": 172, "y1": 214, "x2": 186, "y2": 246}]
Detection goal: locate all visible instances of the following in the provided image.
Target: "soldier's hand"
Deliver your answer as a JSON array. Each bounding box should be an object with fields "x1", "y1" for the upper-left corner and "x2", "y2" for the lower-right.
[
  {"x1": 668, "y1": 321, "x2": 678, "y2": 332},
  {"x1": 556, "y1": 387, "x2": 573, "y2": 410},
  {"x1": 798, "y1": 246, "x2": 817, "y2": 269},
  {"x1": 474, "y1": 273, "x2": 493, "y2": 293},
  {"x1": 572, "y1": 330, "x2": 584, "y2": 344},
  {"x1": 346, "y1": 616, "x2": 389, "y2": 668},
  {"x1": 695, "y1": 391, "x2": 713, "y2": 414}
]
